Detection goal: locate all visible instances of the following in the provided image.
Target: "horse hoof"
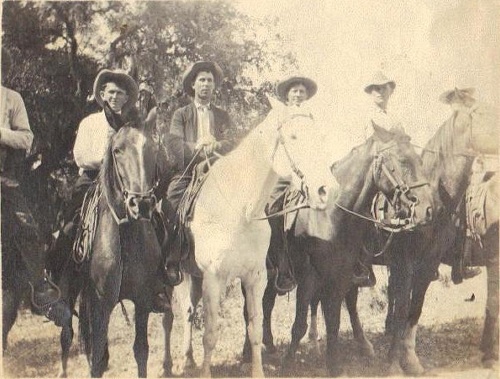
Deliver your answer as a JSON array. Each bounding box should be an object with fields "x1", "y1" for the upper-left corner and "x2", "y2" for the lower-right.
[
  {"x1": 387, "y1": 362, "x2": 403, "y2": 376},
  {"x1": 358, "y1": 341, "x2": 375, "y2": 358},
  {"x1": 482, "y1": 358, "x2": 498, "y2": 369},
  {"x1": 57, "y1": 371, "x2": 67, "y2": 378},
  {"x1": 402, "y1": 358, "x2": 425, "y2": 376}
]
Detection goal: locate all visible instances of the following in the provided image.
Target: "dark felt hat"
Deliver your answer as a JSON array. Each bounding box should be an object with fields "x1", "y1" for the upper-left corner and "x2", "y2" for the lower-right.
[
  {"x1": 182, "y1": 61, "x2": 223, "y2": 97},
  {"x1": 93, "y1": 69, "x2": 139, "y2": 110}
]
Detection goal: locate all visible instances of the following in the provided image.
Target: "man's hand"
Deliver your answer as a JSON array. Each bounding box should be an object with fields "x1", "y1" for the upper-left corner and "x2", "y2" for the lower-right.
[{"x1": 196, "y1": 136, "x2": 221, "y2": 156}]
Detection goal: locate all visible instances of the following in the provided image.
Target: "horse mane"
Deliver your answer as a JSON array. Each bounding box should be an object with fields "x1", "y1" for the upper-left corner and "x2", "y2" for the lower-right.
[{"x1": 422, "y1": 112, "x2": 457, "y2": 174}]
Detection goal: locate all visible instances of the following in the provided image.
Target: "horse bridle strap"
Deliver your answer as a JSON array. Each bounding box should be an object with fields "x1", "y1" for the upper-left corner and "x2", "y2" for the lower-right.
[{"x1": 334, "y1": 201, "x2": 416, "y2": 232}]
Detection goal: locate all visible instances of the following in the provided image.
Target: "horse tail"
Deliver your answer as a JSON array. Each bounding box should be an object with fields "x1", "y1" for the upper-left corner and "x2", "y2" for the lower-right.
[{"x1": 78, "y1": 267, "x2": 91, "y2": 359}]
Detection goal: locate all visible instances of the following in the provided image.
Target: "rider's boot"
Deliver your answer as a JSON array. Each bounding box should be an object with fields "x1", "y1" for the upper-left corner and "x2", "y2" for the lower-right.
[
  {"x1": 268, "y1": 214, "x2": 296, "y2": 295},
  {"x1": 164, "y1": 230, "x2": 184, "y2": 287},
  {"x1": 352, "y1": 239, "x2": 376, "y2": 287}
]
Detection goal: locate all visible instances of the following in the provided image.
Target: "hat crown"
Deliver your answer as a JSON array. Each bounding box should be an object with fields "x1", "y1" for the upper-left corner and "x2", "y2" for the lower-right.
[
  {"x1": 182, "y1": 61, "x2": 223, "y2": 97},
  {"x1": 93, "y1": 69, "x2": 139, "y2": 110},
  {"x1": 276, "y1": 75, "x2": 318, "y2": 102}
]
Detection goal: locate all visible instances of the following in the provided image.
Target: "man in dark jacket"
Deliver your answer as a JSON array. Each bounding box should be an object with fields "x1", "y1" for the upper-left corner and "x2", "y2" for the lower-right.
[{"x1": 163, "y1": 61, "x2": 234, "y2": 285}]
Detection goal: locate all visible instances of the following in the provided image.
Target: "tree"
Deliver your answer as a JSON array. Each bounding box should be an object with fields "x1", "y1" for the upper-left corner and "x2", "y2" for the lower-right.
[{"x1": 2, "y1": 0, "x2": 297, "y2": 234}]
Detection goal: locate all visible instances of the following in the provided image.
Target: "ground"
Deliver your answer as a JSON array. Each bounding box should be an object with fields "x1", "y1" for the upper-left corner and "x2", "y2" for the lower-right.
[{"x1": 2, "y1": 266, "x2": 498, "y2": 378}]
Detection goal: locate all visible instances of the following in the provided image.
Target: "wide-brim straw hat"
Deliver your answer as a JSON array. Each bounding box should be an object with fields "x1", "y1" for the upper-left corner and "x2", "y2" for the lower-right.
[
  {"x1": 364, "y1": 71, "x2": 396, "y2": 93},
  {"x1": 182, "y1": 61, "x2": 223, "y2": 97},
  {"x1": 93, "y1": 69, "x2": 139, "y2": 110},
  {"x1": 276, "y1": 76, "x2": 318, "y2": 101},
  {"x1": 438, "y1": 87, "x2": 476, "y2": 104}
]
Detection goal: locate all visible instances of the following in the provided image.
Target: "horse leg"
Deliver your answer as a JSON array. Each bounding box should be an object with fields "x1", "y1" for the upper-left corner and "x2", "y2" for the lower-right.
[
  {"x1": 387, "y1": 250, "x2": 412, "y2": 376},
  {"x1": 480, "y1": 231, "x2": 499, "y2": 367},
  {"x1": 308, "y1": 293, "x2": 322, "y2": 356},
  {"x1": 398, "y1": 274, "x2": 431, "y2": 376},
  {"x1": 161, "y1": 307, "x2": 174, "y2": 377},
  {"x1": 243, "y1": 273, "x2": 277, "y2": 364},
  {"x1": 385, "y1": 267, "x2": 396, "y2": 335},
  {"x1": 283, "y1": 268, "x2": 316, "y2": 368},
  {"x1": 88, "y1": 292, "x2": 112, "y2": 378},
  {"x1": 242, "y1": 271, "x2": 266, "y2": 377},
  {"x1": 2, "y1": 288, "x2": 22, "y2": 352},
  {"x1": 200, "y1": 273, "x2": 222, "y2": 378},
  {"x1": 345, "y1": 286, "x2": 374, "y2": 358},
  {"x1": 178, "y1": 274, "x2": 202, "y2": 374},
  {"x1": 133, "y1": 306, "x2": 150, "y2": 378},
  {"x1": 321, "y1": 285, "x2": 345, "y2": 377}
]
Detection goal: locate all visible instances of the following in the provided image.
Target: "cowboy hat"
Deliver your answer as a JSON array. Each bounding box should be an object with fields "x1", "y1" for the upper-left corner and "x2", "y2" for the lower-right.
[
  {"x1": 276, "y1": 76, "x2": 318, "y2": 101},
  {"x1": 438, "y1": 87, "x2": 476, "y2": 104},
  {"x1": 93, "y1": 69, "x2": 139, "y2": 110},
  {"x1": 364, "y1": 71, "x2": 396, "y2": 93},
  {"x1": 182, "y1": 61, "x2": 223, "y2": 97}
]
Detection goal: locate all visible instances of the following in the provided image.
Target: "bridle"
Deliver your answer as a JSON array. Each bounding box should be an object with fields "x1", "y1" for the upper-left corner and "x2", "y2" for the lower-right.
[
  {"x1": 104, "y1": 142, "x2": 159, "y2": 225},
  {"x1": 335, "y1": 139, "x2": 429, "y2": 233}
]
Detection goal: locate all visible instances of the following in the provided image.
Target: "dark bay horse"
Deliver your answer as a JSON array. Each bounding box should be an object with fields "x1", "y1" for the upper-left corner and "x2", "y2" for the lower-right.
[
  {"x1": 54, "y1": 109, "x2": 176, "y2": 378},
  {"x1": 341, "y1": 105, "x2": 498, "y2": 374},
  {"x1": 245, "y1": 128, "x2": 434, "y2": 376}
]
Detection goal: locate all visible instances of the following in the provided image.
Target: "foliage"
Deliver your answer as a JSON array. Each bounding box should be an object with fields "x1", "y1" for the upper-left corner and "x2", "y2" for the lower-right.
[{"x1": 2, "y1": 0, "x2": 297, "y2": 232}]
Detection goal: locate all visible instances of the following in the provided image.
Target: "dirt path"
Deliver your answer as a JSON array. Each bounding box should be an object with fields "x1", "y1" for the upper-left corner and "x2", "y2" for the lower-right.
[{"x1": 2, "y1": 267, "x2": 497, "y2": 378}]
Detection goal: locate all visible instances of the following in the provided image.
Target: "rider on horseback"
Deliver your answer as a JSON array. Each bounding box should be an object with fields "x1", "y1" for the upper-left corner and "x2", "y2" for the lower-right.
[
  {"x1": 439, "y1": 87, "x2": 484, "y2": 283},
  {"x1": 353, "y1": 71, "x2": 400, "y2": 287},
  {"x1": 1, "y1": 47, "x2": 68, "y2": 322},
  {"x1": 265, "y1": 75, "x2": 318, "y2": 295},
  {"x1": 160, "y1": 61, "x2": 235, "y2": 287}
]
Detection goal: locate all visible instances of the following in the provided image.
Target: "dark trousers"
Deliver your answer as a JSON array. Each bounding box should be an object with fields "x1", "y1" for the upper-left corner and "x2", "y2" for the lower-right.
[
  {"x1": 162, "y1": 175, "x2": 192, "y2": 265},
  {"x1": 1, "y1": 183, "x2": 45, "y2": 286}
]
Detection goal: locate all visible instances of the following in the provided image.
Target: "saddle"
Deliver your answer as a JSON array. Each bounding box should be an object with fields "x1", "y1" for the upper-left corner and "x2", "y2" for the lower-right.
[
  {"x1": 465, "y1": 156, "x2": 497, "y2": 250},
  {"x1": 72, "y1": 182, "x2": 101, "y2": 265},
  {"x1": 174, "y1": 157, "x2": 217, "y2": 276}
]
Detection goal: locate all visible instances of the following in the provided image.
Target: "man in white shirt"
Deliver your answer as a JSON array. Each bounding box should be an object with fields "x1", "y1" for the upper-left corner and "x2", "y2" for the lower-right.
[
  {"x1": 51, "y1": 69, "x2": 138, "y2": 282},
  {"x1": 363, "y1": 71, "x2": 403, "y2": 139}
]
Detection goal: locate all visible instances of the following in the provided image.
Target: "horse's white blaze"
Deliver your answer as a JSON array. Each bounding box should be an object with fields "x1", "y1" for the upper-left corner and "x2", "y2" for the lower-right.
[{"x1": 135, "y1": 132, "x2": 147, "y2": 193}]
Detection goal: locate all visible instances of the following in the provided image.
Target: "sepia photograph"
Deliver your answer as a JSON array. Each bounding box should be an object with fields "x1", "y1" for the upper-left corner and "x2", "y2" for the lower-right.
[{"x1": 1, "y1": 0, "x2": 498, "y2": 378}]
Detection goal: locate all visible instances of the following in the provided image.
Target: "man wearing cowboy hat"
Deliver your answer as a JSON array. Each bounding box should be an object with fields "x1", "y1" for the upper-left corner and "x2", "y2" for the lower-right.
[
  {"x1": 1, "y1": 47, "x2": 69, "y2": 323},
  {"x1": 363, "y1": 71, "x2": 404, "y2": 139},
  {"x1": 439, "y1": 86, "x2": 483, "y2": 283},
  {"x1": 47, "y1": 69, "x2": 149, "y2": 307},
  {"x1": 162, "y1": 61, "x2": 234, "y2": 285},
  {"x1": 266, "y1": 75, "x2": 318, "y2": 295},
  {"x1": 351, "y1": 71, "x2": 404, "y2": 287}
]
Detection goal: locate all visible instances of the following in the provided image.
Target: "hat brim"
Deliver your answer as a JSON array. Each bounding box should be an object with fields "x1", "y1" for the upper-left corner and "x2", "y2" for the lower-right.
[
  {"x1": 182, "y1": 61, "x2": 223, "y2": 97},
  {"x1": 364, "y1": 81, "x2": 396, "y2": 94},
  {"x1": 276, "y1": 76, "x2": 318, "y2": 101},
  {"x1": 93, "y1": 69, "x2": 139, "y2": 110},
  {"x1": 439, "y1": 88, "x2": 476, "y2": 104}
]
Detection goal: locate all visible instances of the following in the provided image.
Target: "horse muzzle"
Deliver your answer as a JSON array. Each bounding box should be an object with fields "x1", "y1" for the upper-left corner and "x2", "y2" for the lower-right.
[{"x1": 125, "y1": 193, "x2": 157, "y2": 221}]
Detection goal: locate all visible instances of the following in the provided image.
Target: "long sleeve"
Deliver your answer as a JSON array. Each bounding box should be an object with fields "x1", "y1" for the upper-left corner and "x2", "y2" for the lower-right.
[
  {"x1": 170, "y1": 108, "x2": 196, "y2": 157},
  {"x1": 0, "y1": 89, "x2": 33, "y2": 150}
]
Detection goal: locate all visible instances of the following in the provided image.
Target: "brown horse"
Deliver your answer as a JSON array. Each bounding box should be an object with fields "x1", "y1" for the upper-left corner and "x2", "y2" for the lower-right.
[
  {"x1": 343, "y1": 105, "x2": 498, "y2": 374},
  {"x1": 246, "y1": 127, "x2": 435, "y2": 376},
  {"x1": 54, "y1": 108, "x2": 176, "y2": 378}
]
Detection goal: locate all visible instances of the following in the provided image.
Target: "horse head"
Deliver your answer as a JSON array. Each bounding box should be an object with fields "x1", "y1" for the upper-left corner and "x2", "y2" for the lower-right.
[
  {"x1": 101, "y1": 105, "x2": 159, "y2": 223},
  {"x1": 370, "y1": 127, "x2": 434, "y2": 230},
  {"x1": 270, "y1": 113, "x2": 339, "y2": 211}
]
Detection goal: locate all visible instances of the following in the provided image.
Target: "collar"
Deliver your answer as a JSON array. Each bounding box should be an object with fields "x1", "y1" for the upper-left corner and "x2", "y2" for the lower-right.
[{"x1": 194, "y1": 101, "x2": 211, "y2": 110}]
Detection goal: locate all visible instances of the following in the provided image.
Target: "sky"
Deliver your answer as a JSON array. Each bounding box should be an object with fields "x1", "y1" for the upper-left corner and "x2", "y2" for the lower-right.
[{"x1": 235, "y1": 0, "x2": 499, "y2": 151}]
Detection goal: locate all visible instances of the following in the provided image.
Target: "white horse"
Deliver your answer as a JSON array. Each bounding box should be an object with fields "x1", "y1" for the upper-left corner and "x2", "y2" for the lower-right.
[{"x1": 166, "y1": 111, "x2": 338, "y2": 378}]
